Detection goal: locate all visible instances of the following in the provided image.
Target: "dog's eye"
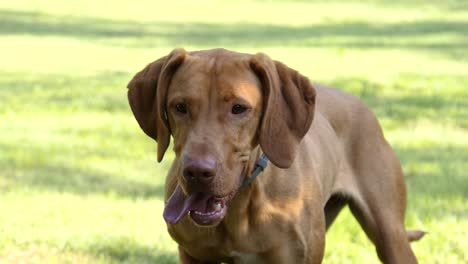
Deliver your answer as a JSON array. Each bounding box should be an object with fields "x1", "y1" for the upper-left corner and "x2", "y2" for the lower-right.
[
  {"x1": 175, "y1": 103, "x2": 188, "y2": 114},
  {"x1": 231, "y1": 104, "x2": 247, "y2": 115}
]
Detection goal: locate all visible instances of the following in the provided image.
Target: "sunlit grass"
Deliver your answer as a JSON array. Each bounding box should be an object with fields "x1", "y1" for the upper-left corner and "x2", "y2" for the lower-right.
[{"x1": 0, "y1": 0, "x2": 467, "y2": 263}]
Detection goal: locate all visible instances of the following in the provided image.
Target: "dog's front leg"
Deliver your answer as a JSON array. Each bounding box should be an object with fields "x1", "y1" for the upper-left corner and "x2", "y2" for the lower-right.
[{"x1": 259, "y1": 238, "x2": 325, "y2": 264}]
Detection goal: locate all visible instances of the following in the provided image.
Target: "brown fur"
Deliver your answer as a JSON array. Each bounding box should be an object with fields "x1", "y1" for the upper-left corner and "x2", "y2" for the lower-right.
[{"x1": 127, "y1": 48, "x2": 424, "y2": 264}]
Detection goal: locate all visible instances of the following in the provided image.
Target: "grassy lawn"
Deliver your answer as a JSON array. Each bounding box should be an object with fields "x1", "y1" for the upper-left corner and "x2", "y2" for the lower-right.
[{"x1": 0, "y1": 0, "x2": 467, "y2": 263}]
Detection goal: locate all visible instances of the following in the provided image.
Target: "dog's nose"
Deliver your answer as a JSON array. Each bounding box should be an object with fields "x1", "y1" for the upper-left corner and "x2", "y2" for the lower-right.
[{"x1": 183, "y1": 156, "x2": 217, "y2": 182}]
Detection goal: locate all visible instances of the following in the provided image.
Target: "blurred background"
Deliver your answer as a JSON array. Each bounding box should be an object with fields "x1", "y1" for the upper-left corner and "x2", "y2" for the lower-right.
[{"x1": 0, "y1": 0, "x2": 466, "y2": 263}]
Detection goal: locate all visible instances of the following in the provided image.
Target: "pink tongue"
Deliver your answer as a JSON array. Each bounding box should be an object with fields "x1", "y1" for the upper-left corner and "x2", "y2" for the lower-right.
[{"x1": 163, "y1": 185, "x2": 210, "y2": 224}]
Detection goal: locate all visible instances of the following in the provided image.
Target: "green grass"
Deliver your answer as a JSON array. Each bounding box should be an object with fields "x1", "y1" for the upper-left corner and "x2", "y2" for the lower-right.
[{"x1": 0, "y1": 0, "x2": 467, "y2": 263}]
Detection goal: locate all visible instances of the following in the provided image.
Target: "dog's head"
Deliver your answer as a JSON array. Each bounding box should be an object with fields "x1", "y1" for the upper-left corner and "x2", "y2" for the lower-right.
[{"x1": 127, "y1": 48, "x2": 315, "y2": 226}]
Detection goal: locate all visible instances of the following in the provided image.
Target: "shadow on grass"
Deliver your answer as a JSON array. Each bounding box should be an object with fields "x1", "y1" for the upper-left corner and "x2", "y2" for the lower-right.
[
  {"x1": 2, "y1": 161, "x2": 166, "y2": 199},
  {"x1": 329, "y1": 76, "x2": 468, "y2": 128},
  {"x1": 1, "y1": 72, "x2": 466, "y2": 199},
  {"x1": 1, "y1": 70, "x2": 467, "y2": 128},
  {"x1": 87, "y1": 238, "x2": 177, "y2": 264},
  {"x1": 378, "y1": 94, "x2": 467, "y2": 128},
  {"x1": 365, "y1": 0, "x2": 468, "y2": 9},
  {"x1": 0, "y1": 134, "x2": 169, "y2": 199},
  {"x1": 1, "y1": 9, "x2": 467, "y2": 60},
  {"x1": 396, "y1": 145, "x2": 468, "y2": 197},
  {"x1": 395, "y1": 144, "x2": 468, "y2": 220},
  {"x1": 0, "y1": 71, "x2": 131, "y2": 113}
]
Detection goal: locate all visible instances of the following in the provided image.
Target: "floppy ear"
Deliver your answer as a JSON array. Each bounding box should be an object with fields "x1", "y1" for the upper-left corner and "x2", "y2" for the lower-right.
[
  {"x1": 127, "y1": 48, "x2": 186, "y2": 162},
  {"x1": 250, "y1": 53, "x2": 316, "y2": 168}
]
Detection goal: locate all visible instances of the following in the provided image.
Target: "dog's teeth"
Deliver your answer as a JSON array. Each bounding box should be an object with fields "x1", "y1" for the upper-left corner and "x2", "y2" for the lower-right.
[{"x1": 214, "y1": 201, "x2": 222, "y2": 211}]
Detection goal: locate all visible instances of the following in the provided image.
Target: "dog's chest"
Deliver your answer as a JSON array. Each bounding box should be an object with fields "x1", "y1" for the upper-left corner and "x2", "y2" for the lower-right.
[{"x1": 229, "y1": 251, "x2": 264, "y2": 264}]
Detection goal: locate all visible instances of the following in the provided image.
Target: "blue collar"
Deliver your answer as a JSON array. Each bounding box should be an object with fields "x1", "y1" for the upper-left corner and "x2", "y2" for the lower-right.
[{"x1": 240, "y1": 153, "x2": 269, "y2": 188}]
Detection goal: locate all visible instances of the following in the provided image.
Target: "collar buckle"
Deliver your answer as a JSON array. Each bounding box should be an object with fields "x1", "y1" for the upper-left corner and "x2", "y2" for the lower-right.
[{"x1": 240, "y1": 153, "x2": 269, "y2": 188}]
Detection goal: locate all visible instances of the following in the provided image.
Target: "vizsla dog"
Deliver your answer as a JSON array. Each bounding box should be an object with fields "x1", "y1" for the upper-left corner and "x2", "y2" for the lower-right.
[{"x1": 127, "y1": 48, "x2": 424, "y2": 264}]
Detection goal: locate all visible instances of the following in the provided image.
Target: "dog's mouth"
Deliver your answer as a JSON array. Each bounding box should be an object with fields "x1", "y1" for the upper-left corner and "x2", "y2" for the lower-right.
[
  {"x1": 163, "y1": 185, "x2": 232, "y2": 226},
  {"x1": 189, "y1": 194, "x2": 227, "y2": 226}
]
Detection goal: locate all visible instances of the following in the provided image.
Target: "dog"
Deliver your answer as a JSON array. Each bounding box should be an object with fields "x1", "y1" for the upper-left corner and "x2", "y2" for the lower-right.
[{"x1": 127, "y1": 48, "x2": 424, "y2": 263}]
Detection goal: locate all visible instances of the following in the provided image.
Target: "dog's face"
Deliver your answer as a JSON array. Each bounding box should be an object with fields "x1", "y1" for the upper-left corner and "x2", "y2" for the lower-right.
[
  {"x1": 127, "y1": 48, "x2": 315, "y2": 226},
  {"x1": 168, "y1": 52, "x2": 263, "y2": 195},
  {"x1": 164, "y1": 51, "x2": 263, "y2": 226}
]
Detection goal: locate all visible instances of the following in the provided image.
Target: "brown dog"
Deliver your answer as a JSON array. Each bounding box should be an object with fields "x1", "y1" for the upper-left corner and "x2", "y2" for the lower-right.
[{"x1": 127, "y1": 48, "x2": 424, "y2": 264}]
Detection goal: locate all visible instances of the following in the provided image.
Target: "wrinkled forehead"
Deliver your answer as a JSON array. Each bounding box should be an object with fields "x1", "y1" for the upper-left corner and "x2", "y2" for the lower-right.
[{"x1": 168, "y1": 54, "x2": 261, "y2": 105}]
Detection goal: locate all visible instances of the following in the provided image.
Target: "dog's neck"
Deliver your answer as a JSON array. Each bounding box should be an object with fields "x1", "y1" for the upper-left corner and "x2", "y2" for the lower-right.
[
  {"x1": 225, "y1": 147, "x2": 271, "y2": 225},
  {"x1": 240, "y1": 152, "x2": 268, "y2": 189},
  {"x1": 243, "y1": 146, "x2": 264, "y2": 186}
]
